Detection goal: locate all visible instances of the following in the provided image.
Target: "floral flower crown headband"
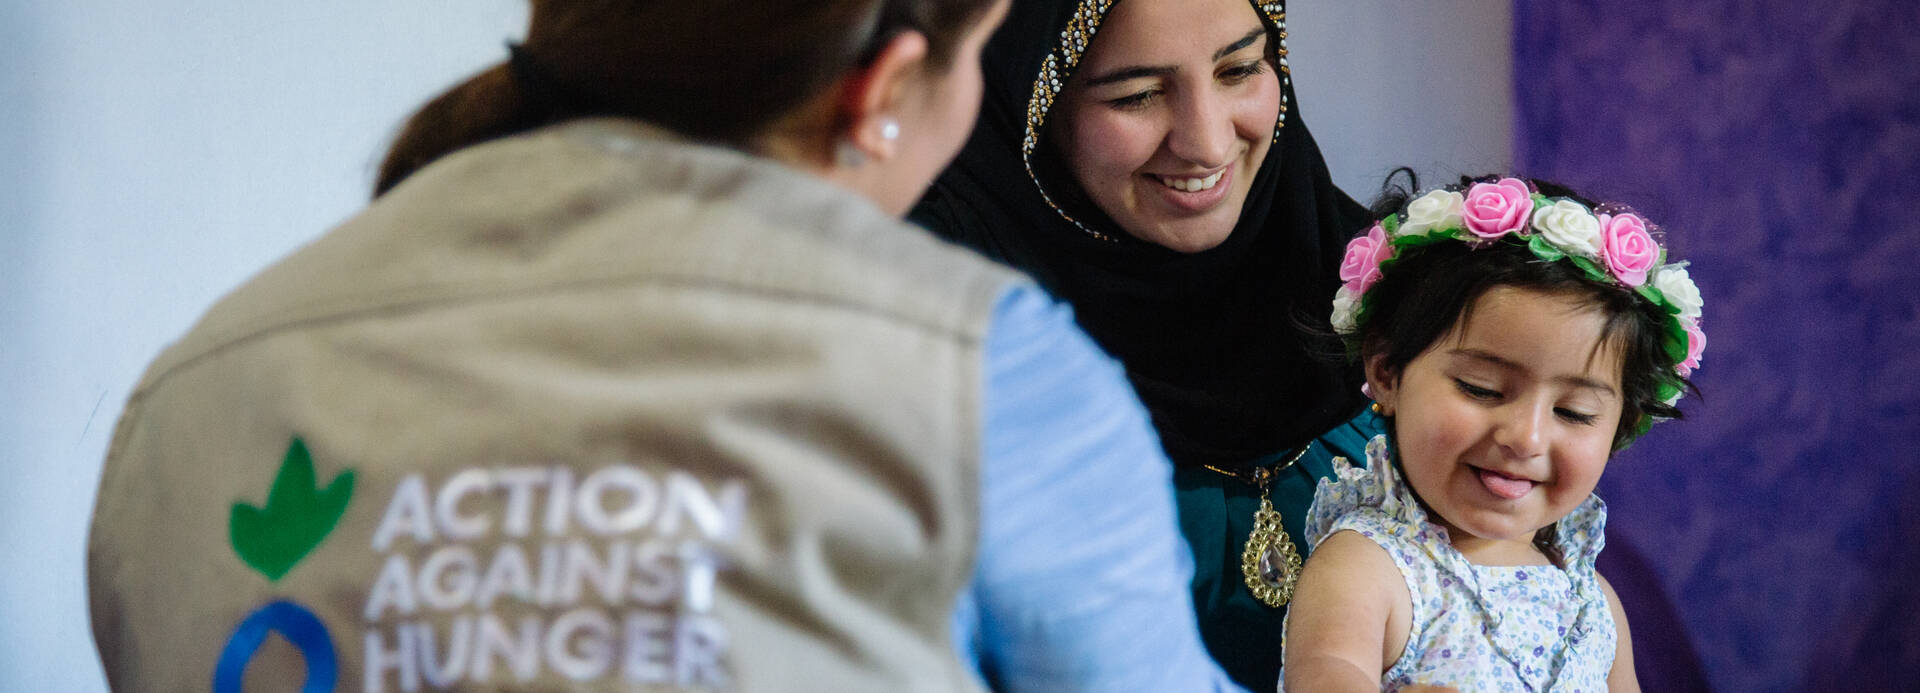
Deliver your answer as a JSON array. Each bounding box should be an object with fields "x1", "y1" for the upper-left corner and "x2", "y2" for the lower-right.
[{"x1": 1332, "y1": 177, "x2": 1705, "y2": 413}]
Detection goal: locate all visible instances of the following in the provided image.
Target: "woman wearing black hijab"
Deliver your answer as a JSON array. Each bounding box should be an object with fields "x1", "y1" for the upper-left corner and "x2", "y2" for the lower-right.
[{"x1": 911, "y1": 0, "x2": 1381, "y2": 687}]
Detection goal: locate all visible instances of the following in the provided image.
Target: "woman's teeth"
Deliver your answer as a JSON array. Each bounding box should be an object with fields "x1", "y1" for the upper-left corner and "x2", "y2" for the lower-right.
[{"x1": 1157, "y1": 170, "x2": 1224, "y2": 192}]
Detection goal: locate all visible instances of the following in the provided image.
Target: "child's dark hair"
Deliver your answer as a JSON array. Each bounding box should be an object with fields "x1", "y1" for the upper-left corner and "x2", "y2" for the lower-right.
[
  {"x1": 1358, "y1": 172, "x2": 1691, "y2": 451},
  {"x1": 1356, "y1": 173, "x2": 1698, "y2": 566}
]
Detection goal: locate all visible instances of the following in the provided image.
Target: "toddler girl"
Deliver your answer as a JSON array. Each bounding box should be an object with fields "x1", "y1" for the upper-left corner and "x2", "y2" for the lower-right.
[{"x1": 1280, "y1": 176, "x2": 1705, "y2": 692}]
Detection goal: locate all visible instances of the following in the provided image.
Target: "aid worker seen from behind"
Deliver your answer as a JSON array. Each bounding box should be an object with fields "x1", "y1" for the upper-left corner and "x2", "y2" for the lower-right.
[{"x1": 88, "y1": 0, "x2": 1245, "y2": 691}]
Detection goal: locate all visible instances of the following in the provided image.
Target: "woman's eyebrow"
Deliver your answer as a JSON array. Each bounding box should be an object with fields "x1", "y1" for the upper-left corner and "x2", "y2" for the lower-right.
[
  {"x1": 1214, "y1": 27, "x2": 1266, "y2": 61},
  {"x1": 1082, "y1": 27, "x2": 1268, "y2": 87},
  {"x1": 1083, "y1": 65, "x2": 1173, "y2": 86}
]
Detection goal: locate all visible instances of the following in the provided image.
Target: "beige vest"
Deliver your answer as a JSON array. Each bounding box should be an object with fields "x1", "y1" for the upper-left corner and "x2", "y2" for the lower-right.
[{"x1": 89, "y1": 119, "x2": 1016, "y2": 692}]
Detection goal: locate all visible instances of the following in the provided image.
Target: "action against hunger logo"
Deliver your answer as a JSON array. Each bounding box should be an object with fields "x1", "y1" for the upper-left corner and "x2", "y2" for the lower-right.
[
  {"x1": 216, "y1": 437, "x2": 353, "y2": 692},
  {"x1": 214, "y1": 437, "x2": 746, "y2": 691}
]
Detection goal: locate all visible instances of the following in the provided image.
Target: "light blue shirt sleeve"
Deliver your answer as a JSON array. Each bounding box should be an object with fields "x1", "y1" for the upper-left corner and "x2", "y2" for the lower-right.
[{"x1": 953, "y1": 285, "x2": 1249, "y2": 693}]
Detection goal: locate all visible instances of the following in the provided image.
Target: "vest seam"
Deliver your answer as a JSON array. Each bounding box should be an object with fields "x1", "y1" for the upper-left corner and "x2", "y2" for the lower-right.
[{"x1": 139, "y1": 271, "x2": 1012, "y2": 401}]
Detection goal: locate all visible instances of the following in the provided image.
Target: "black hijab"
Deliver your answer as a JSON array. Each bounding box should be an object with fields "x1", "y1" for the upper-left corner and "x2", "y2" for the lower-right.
[{"x1": 911, "y1": 0, "x2": 1370, "y2": 469}]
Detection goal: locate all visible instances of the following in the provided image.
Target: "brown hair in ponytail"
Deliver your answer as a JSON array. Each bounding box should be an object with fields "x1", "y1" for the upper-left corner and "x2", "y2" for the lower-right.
[
  {"x1": 373, "y1": 64, "x2": 532, "y2": 198},
  {"x1": 373, "y1": 0, "x2": 996, "y2": 198}
]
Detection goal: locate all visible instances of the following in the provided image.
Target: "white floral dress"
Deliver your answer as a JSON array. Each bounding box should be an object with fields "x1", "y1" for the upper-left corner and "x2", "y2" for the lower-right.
[{"x1": 1279, "y1": 435, "x2": 1616, "y2": 693}]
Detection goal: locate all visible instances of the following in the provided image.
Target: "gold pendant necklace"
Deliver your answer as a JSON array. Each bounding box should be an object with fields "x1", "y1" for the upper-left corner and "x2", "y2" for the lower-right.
[{"x1": 1207, "y1": 445, "x2": 1309, "y2": 608}]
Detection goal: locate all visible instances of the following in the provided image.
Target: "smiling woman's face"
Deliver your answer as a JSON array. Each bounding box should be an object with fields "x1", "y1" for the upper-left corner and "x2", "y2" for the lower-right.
[{"x1": 1050, "y1": 0, "x2": 1280, "y2": 253}]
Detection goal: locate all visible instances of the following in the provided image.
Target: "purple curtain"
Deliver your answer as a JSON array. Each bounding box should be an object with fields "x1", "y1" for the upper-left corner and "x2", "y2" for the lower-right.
[{"x1": 1514, "y1": 1, "x2": 1920, "y2": 690}]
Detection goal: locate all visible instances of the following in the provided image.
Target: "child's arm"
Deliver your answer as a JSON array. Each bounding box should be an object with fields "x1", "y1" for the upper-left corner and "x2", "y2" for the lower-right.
[
  {"x1": 1282, "y1": 529, "x2": 1413, "y2": 692},
  {"x1": 1598, "y1": 575, "x2": 1641, "y2": 692}
]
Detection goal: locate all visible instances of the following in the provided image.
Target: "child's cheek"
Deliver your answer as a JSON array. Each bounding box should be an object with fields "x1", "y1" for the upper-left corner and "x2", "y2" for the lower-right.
[
  {"x1": 1416, "y1": 399, "x2": 1480, "y2": 457},
  {"x1": 1393, "y1": 398, "x2": 1477, "y2": 484}
]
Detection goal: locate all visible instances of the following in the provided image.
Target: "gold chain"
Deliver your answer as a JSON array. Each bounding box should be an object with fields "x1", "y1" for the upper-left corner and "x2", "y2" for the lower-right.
[{"x1": 1200, "y1": 444, "x2": 1309, "y2": 488}]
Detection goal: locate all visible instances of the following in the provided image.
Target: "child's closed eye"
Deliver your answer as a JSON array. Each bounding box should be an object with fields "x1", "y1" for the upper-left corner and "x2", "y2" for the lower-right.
[
  {"x1": 1554, "y1": 407, "x2": 1599, "y2": 426},
  {"x1": 1453, "y1": 378, "x2": 1501, "y2": 401},
  {"x1": 1457, "y1": 378, "x2": 1602, "y2": 425}
]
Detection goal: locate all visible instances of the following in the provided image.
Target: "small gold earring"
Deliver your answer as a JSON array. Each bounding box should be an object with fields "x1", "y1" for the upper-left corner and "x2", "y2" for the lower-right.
[{"x1": 1369, "y1": 401, "x2": 1383, "y2": 415}]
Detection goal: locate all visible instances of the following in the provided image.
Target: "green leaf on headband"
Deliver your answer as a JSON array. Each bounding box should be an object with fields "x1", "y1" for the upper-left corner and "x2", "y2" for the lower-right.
[
  {"x1": 1569, "y1": 256, "x2": 1611, "y2": 284},
  {"x1": 1636, "y1": 284, "x2": 1680, "y2": 315},
  {"x1": 1391, "y1": 231, "x2": 1453, "y2": 250},
  {"x1": 1382, "y1": 214, "x2": 1400, "y2": 235},
  {"x1": 1656, "y1": 380, "x2": 1682, "y2": 403},
  {"x1": 1662, "y1": 316, "x2": 1690, "y2": 364},
  {"x1": 1527, "y1": 234, "x2": 1567, "y2": 262}
]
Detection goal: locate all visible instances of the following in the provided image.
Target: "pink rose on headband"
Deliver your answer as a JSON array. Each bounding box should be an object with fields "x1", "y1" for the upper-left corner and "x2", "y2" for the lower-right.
[
  {"x1": 1461, "y1": 178, "x2": 1534, "y2": 239},
  {"x1": 1677, "y1": 318, "x2": 1705, "y2": 377},
  {"x1": 1338, "y1": 223, "x2": 1393, "y2": 294},
  {"x1": 1599, "y1": 212, "x2": 1659, "y2": 286}
]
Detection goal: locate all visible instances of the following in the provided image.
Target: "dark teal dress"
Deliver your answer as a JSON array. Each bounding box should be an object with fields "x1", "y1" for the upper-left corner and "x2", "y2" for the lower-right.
[{"x1": 1174, "y1": 410, "x2": 1385, "y2": 691}]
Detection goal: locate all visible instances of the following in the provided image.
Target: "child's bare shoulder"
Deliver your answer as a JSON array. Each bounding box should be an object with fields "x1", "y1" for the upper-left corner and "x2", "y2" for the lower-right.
[
  {"x1": 1287, "y1": 529, "x2": 1417, "y2": 683},
  {"x1": 1303, "y1": 529, "x2": 1404, "y2": 591}
]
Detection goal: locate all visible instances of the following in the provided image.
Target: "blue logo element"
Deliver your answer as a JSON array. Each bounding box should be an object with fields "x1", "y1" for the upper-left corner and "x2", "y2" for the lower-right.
[{"x1": 213, "y1": 600, "x2": 338, "y2": 693}]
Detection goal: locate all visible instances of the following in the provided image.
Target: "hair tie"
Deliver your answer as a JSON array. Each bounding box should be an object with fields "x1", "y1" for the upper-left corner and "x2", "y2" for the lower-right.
[{"x1": 505, "y1": 42, "x2": 601, "y2": 114}]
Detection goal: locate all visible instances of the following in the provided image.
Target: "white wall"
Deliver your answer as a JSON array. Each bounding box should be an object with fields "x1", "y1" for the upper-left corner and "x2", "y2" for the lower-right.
[
  {"x1": 1290, "y1": 0, "x2": 1513, "y2": 203},
  {"x1": 0, "y1": 2, "x2": 1506, "y2": 690},
  {"x1": 0, "y1": 2, "x2": 527, "y2": 689}
]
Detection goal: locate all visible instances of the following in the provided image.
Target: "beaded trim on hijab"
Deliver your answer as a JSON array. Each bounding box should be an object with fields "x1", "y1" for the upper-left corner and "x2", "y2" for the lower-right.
[{"x1": 1021, "y1": 1, "x2": 1292, "y2": 241}]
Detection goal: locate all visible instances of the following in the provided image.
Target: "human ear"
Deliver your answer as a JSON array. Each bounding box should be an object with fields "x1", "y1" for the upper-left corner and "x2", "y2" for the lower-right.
[
  {"x1": 835, "y1": 30, "x2": 930, "y2": 162},
  {"x1": 1363, "y1": 352, "x2": 1400, "y2": 417}
]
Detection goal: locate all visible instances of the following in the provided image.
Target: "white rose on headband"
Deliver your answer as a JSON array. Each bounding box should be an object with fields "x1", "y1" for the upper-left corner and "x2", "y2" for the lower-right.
[
  {"x1": 1330, "y1": 285, "x2": 1360, "y2": 333},
  {"x1": 1531, "y1": 198, "x2": 1602, "y2": 258},
  {"x1": 1652, "y1": 264, "x2": 1703, "y2": 319},
  {"x1": 1397, "y1": 189, "x2": 1464, "y2": 237}
]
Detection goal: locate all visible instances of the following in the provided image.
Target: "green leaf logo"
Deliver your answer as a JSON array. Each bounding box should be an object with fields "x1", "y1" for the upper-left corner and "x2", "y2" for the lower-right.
[{"x1": 229, "y1": 437, "x2": 355, "y2": 581}]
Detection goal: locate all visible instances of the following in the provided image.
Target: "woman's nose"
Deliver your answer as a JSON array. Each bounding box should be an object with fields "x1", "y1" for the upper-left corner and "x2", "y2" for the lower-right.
[{"x1": 1165, "y1": 90, "x2": 1235, "y2": 167}]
